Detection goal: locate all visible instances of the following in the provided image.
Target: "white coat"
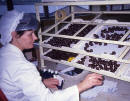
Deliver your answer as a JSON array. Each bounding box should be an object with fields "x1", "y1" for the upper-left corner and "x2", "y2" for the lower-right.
[{"x1": 0, "y1": 44, "x2": 79, "y2": 101}]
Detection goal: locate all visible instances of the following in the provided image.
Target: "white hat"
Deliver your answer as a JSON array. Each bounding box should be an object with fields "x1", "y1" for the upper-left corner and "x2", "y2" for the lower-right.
[{"x1": 0, "y1": 10, "x2": 23, "y2": 45}]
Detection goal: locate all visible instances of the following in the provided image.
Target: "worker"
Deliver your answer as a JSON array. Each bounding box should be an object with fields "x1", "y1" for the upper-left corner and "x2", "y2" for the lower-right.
[{"x1": 0, "y1": 10, "x2": 103, "y2": 101}]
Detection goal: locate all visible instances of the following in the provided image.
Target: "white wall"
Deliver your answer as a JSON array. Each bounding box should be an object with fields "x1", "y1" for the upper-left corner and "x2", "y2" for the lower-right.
[
  {"x1": 0, "y1": 5, "x2": 43, "y2": 15},
  {"x1": 0, "y1": 5, "x2": 89, "y2": 15},
  {"x1": 0, "y1": 5, "x2": 7, "y2": 15},
  {"x1": 0, "y1": 5, "x2": 66, "y2": 15}
]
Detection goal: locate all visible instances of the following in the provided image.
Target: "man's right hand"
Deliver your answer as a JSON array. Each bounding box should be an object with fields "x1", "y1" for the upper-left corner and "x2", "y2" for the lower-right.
[{"x1": 77, "y1": 73, "x2": 103, "y2": 93}]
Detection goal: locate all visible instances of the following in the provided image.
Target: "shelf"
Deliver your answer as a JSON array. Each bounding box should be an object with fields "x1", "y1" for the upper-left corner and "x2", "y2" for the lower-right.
[
  {"x1": 35, "y1": 1, "x2": 130, "y2": 82},
  {"x1": 41, "y1": 53, "x2": 130, "y2": 82}
]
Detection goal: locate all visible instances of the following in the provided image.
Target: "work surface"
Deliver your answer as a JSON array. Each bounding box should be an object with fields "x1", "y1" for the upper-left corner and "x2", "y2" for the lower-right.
[
  {"x1": 44, "y1": 61, "x2": 130, "y2": 101},
  {"x1": 61, "y1": 73, "x2": 130, "y2": 101},
  {"x1": 82, "y1": 79, "x2": 130, "y2": 101}
]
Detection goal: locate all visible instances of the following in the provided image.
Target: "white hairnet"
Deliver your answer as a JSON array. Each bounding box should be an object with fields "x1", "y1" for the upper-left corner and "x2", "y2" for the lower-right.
[{"x1": 0, "y1": 10, "x2": 23, "y2": 45}]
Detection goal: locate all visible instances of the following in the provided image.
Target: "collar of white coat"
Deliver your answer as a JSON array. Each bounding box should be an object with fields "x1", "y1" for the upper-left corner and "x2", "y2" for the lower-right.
[{"x1": 4, "y1": 43, "x2": 25, "y2": 58}]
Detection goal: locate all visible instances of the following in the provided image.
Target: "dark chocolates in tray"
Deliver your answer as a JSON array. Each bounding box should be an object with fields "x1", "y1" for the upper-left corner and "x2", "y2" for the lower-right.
[
  {"x1": 77, "y1": 56, "x2": 86, "y2": 64},
  {"x1": 47, "y1": 37, "x2": 79, "y2": 47},
  {"x1": 45, "y1": 50, "x2": 77, "y2": 61},
  {"x1": 77, "y1": 56, "x2": 120, "y2": 73},
  {"x1": 46, "y1": 24, "x2": 86, "y2": 47},
  {"x1": 77, "y1": 25, "x2": 96, "y2": 37},
  {"x1": 93, "y1": 26, "x2": 129, "y2": 48},
  {"x1": 59, "y1": 24, "x2": 85, "y2": 36},
  {"x1": 46, "y1": 24, "x2": 96, "y2": 48}
]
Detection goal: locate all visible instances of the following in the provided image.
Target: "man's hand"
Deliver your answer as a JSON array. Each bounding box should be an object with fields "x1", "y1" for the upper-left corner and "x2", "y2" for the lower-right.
[
  {"x1": 78, "y1": 73, "x2": 103, "y2": 93},
  {"x1": 43, "y1": 78, "x2": 59, "y2": 89}
]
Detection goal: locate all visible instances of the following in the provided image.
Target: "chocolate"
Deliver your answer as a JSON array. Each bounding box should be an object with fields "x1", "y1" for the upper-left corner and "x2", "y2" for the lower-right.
[
  {"x1": 47, "y1": 37, "x2": 79, "y2": 47},
  {"x1": 59, "y1": 24, "x2": 85, "y2": 36},
  {"x1": 89, "y1": 41, "x2": 93, "y2": 46},
  {"x1": 77, "y1": 25, "x2": 96, "y2": 37},
  {"x1": 118, "y1": 45, "x2": 124, "y2": 48},
  {"x1": 104, "y1": 43, "x2": 107, "y2": 46},
  {"x1": 93, "y1": 34, "x2": 99, "y2": 38},
  {"x1": 89, "y1": 49, "x2": 93, "y2": 52},
  {"x1": 101, "y1": 33, "x2": 105, "y2": 38},
  {"x1": 45, "y1": 50, "x2": 77, "y2": 61},
  {"x1": 99, "y1": 26, "x2": 128, "y2": 44},
  {"x1": 77, "y1": 56, "x2": 86, "y2": 65},
  {"x1": 111, "y1": 51, "x2": 116, "y2": 55},
  {"x1": 87, "y1": 56, "x2": 120, "y2": 73}
]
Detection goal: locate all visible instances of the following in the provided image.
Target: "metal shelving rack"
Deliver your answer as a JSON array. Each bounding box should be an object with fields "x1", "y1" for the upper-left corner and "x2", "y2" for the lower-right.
[{"x1": 35, "y1": 0, "x2": 130, "y2": 82}]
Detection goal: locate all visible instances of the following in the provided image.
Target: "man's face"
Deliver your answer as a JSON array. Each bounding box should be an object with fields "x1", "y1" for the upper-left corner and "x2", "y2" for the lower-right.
[{"x1": 16, "y1": 30, "x2": 38, "y2": 50}]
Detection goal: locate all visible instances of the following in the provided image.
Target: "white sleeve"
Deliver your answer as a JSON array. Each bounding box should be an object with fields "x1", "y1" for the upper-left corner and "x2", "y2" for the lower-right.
[{"x1": 14, "y1": 63, "x2": 79, "y2": 101}]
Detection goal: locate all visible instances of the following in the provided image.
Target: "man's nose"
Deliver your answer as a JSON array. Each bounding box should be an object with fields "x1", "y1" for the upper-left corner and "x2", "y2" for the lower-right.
[{"x1": 33, "y1": 33, "x2": 38, "y2": 41}]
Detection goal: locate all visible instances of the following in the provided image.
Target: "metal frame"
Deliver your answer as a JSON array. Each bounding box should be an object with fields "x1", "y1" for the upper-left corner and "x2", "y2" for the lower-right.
[
  {"x1": 35, "y1": 1, "x2": 130, "y2": 82},
  {"x1": 36, "y1": 0, "x2": 130, "y2": 6}
]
